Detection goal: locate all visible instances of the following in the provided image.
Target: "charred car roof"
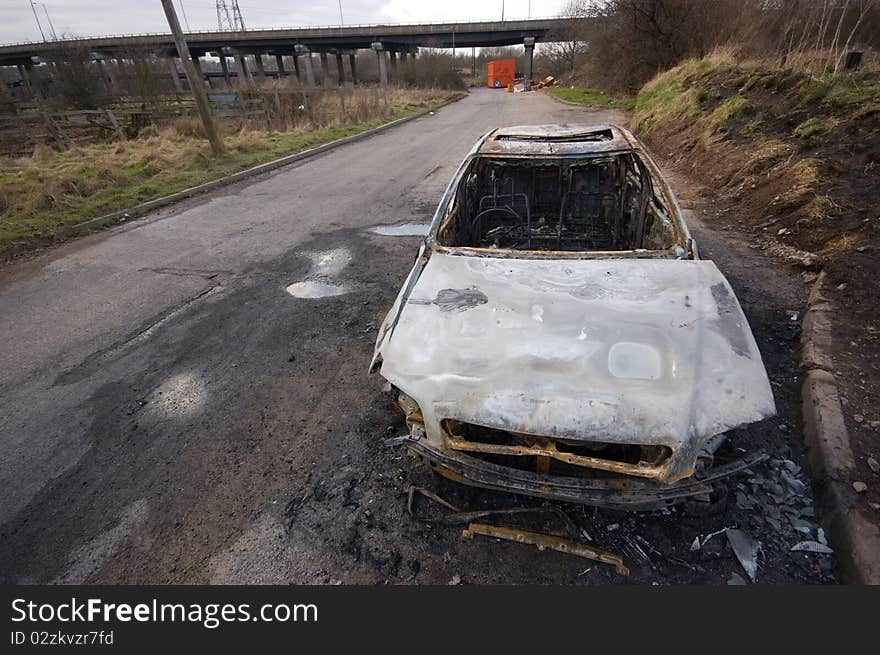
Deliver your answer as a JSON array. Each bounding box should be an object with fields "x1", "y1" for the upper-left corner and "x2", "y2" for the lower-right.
[{"x1": 477, "y1": 124, "x2": 639, "y2": 157}]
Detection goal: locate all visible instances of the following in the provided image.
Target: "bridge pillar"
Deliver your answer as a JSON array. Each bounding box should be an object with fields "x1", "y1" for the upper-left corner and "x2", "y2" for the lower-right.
[
  {"x1": 17, "y1": 63, "x2": 37, "y2": 100},
  {"x1": 303, "y1": 52, "x2": 315, "y2": 86},
  {"x1": 319, "y1": 52, "x2": 331, "y2": 87},
  {"x1": 111, "y1": 59, "x2": 127, "y2": 95},
  {"x1": 167, "y1": 57, "x2": 183, "y2": 91},
  {"x1": 219, "y1": 56, "x2": 231, "y2": 86},
  {"x1": 236, "y1": 54, "x2": 254, "y2": 86},
  {"x1": 295, "y1": 46, "x2": 316, "y2": 87},
  {"x1": 254, "y1": 54, "x2": 266, "y2": 82},
  {"x1": 292, "y1": 54, "x2": 301, "y2": 83},
  {"x1": 348, "y1": 53, "x2": 357, "y2": 85},
  {"x1": 96, "y1": 58, "x2": 119, "y2": 94},
  {"x1": 389, "y1": 51, "x2": 398, "y2": 78},
  {"x1": 275, "y1": 55, "x2": 286, "y2": 76},
  {"x1": 378, "y1": 51, "x2": 389, "y2": 86},
  {"x1": 523, "y1": 37, "x2": 535, "y2": 90},
  {"x1": 191, "y1": 55, "x2": 206, "y2": 88},
  {"x1": 335, "y1": 52, "x2": 345, "y2": 86},
  {"x1": 372, "y1": 42, "x2": 388, "y2": 86}
]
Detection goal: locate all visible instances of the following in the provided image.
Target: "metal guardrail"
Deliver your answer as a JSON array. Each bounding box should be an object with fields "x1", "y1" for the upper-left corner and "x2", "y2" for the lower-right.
[{"x1": 0, "y1": 16, "x2": 569, "y2": 49}]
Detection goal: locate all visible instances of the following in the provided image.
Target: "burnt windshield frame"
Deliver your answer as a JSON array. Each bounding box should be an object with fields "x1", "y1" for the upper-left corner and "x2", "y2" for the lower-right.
[{"x1": 431, "y1": 151, "x2": 680, "y2": 255}]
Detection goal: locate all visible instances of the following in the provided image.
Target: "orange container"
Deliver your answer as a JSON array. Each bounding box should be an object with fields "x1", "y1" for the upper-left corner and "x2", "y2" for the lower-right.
[{"x1": 487, "y1": 59, "x2": 515, "y2": 89}]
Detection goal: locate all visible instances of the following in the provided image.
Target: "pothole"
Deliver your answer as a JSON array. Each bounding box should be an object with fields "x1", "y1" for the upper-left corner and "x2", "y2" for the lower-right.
[
  {"x1": 285, "y1": 281, "x2": 351, "y2": 298},
  {"x1": 286, "y1": 248, "x2": 354, "y2": 299},
  {"x1": 368, "y1": 223, "x2": 429, "y2": 237}
]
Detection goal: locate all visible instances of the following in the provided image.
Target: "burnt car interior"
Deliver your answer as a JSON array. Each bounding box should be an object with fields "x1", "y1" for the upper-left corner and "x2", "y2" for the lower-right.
[{"x1": 436, "y1": 152, "x2": 679, "y2": 252}]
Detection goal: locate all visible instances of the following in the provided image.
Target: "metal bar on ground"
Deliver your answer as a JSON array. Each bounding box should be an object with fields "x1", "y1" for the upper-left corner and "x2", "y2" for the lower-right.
[{"x1": 463, "y1": 522, "x2": 630, "y2": 576}]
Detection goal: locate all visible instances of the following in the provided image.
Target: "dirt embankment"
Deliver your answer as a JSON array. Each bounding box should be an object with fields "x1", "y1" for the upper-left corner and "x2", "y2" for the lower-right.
[{"x1": 634, "y1": 57, "x2": 880, "y2": 514}]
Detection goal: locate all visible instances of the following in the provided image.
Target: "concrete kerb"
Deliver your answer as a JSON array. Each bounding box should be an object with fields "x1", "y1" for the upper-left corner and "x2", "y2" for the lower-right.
[
  {"x1": 800, "y1": 270, "x2": 880, "y2": 584},
  {"x1": 56, "y1": 92, "x2": 466, "y2": 240}
]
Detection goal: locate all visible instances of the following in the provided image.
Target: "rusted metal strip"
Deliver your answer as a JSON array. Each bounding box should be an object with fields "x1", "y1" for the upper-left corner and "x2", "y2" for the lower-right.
[
  {"x1": 463, "y1": 522, "x2": 630, "y2": 576},
  {"x1": 444, "y1": 434, "x2": 669, "y2": 479},
  {"x1": 407, "y1": 485, "x2": 461, "y2": 515}
]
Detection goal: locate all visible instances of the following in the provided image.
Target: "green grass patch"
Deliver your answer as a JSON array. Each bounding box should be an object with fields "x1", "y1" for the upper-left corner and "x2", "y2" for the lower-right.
[
  {"x1": 799, "y1": 81, "x2": 831, "y2": 106},
  {"x1": 707, "y1": 94, "x2": 754, "y2": 134},
  {"x1": 798, "y1": 74, "x2": 880, "y2": 115},
  {"x1": 545, "y1": 86, "x2": 634, "y2": 109},
  {"x1": 633, "y1": 77, "x2": 701, "y2": 132},
  {"x1": 823, "y1": 75, "x2": 878, "y2": 108}
]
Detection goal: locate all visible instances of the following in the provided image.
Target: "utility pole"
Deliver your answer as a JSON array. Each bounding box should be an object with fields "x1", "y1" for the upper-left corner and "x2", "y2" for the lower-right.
[{"x1": 160, "y1": 0, "x2": 225, "y2": 156}]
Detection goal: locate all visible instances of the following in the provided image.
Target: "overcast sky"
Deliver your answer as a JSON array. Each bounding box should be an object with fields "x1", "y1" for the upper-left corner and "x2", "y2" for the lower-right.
[{"x1": 2, "y1": 1, "x2": 569, "y2": 44}]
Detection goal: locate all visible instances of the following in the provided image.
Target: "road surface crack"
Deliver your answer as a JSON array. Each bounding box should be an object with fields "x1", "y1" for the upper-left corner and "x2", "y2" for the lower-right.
[{"x1": 53, "y1": 285, "x2": 223, "y2": 387}]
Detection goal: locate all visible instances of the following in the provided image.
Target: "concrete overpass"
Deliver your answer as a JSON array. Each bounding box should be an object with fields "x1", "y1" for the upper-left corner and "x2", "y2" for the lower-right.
[
  {"x1": 1, "y1": 18, "x2": 587, "y2": 92},
  {"x1": 0, "y1": 19, "x2": 580, "y2": 63}
]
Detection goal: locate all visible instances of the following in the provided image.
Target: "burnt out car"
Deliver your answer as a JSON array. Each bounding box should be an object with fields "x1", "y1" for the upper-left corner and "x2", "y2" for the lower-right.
[{"x1": 371, "y1": 124, "x2": 775, "y2": 510}]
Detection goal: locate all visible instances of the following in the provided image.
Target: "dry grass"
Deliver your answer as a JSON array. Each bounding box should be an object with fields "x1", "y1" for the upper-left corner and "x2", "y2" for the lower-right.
[
  {"x1": 0, "y1": 88, "x2": 458, "y2": 245},
  {"x1": 740, "y1": 139, "x2": 794, "y2": 175},
  {"x1": 634, "y1": 53, "x2": 880, "y2": 263},
  {"x1": 804, "y1": 194, "x2": 835, "y2": 220},
  {"x1": 703, "y1": 43, "x2": 880, "y2": 77},
  {"x1": 237, "y1": 85, "x2": 448, "y2": 132},
  {"x1": 821, "y1": 230, "x2": 869, "y2": 256},
  {"x1": 792, "y1": 116, "x2": 839, "y2": 138},
  {"x1": 791, "y1": 158, "x2": 822, "y2": 188}
]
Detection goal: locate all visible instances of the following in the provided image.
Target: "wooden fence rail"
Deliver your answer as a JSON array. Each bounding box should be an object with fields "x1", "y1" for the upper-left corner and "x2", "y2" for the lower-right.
[{"x1": 0, "y1": 88, "x2": 391, "y2": 157}]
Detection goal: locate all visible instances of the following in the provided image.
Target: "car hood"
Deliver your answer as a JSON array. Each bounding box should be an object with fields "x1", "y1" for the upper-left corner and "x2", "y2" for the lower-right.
[{"x1": 378, "y1": 251, "x2": 776, "y2": 450}]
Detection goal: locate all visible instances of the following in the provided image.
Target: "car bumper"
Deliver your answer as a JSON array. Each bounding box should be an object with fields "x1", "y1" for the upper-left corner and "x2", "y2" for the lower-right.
[{"x1": 386, "y1": 435, "x2": 767, "y2": 511}]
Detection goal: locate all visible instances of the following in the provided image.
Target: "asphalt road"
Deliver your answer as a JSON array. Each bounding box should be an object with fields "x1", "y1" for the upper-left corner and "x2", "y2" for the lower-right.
[{"x1": 0, "y1": 89, "x2": 833, "y2": 584}]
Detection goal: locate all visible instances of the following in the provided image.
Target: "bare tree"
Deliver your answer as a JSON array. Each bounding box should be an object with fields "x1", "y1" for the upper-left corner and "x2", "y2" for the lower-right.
[
  {"x1": 50, "y1": 43, "x2": 104, "y2": 109},
  {"x1": 543, "y1": 0, "x2": 591, "y2": 74},
  {"x1": 832, "y1": 0, "x2": 875, "y2": 74},
  {"x1": 544, "y1": 0, "x2": 880, "y2": 93}
]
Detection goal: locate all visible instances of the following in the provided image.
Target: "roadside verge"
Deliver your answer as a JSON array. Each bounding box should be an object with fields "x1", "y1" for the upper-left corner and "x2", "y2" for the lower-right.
[{"x1": 2, "y1": 92, "x2": 466, "y2": 261}]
